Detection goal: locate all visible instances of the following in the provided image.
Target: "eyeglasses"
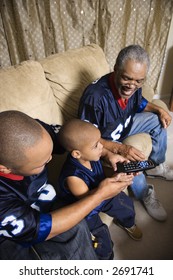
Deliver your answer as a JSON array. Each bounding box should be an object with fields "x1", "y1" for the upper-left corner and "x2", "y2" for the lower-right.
[{"x1": 120, "y1": 74, "x2": 146, "y2": 88}]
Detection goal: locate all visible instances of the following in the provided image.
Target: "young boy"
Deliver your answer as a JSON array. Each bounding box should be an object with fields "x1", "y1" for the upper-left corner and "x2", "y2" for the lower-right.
[
  {"x1": 0, "y1": 111, "x2": 131, "y2": 260},
  {"x1": 58, "y1": 119, "x2": 142, "y2": 259}
]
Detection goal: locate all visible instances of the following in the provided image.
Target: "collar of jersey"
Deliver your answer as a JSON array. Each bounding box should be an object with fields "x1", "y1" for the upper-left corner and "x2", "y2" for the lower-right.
[
  {"x1": 0, "y1": 171, "x2": 24, "y2": 181},
  {"x1": 109, "y1": 72, "x2": 128, "y2": 109}
]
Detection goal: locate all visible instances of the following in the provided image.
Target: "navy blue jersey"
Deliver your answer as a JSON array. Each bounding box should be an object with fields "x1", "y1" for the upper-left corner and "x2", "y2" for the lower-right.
[
  {"x1": 58, "y1": 154, "x2": 106, "y2": 218},
  {"x1": 78, "y1": 73, "x2": 148, "y2": 142},
  {"x1": 0, "y1": 121, "x2": 64, "y2": 247}
]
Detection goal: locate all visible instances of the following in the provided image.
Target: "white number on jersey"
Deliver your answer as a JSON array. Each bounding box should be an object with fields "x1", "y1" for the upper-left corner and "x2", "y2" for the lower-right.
[{"x1": 0, "y1": 215, "x2": 24, "y2": 237}]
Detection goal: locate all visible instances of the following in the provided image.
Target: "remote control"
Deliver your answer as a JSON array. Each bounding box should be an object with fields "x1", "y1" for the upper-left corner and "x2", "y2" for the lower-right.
[{"x1": 116, "y1": 160, "x2": 156, "y2": 173}]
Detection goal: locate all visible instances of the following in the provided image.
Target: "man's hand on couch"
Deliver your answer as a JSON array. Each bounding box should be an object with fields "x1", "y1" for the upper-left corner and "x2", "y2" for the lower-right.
[{"x1": 100, "y1": 138, "x2": 146, "y2": 161}]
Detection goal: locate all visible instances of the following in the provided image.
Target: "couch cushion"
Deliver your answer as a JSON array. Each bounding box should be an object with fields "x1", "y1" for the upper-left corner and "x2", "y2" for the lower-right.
[
  {"x1": 142, "y1": 83, "x2": 155, "y2": 101},
  {"x1": 40, "y1": 44, "x2": 110, "y2": 124},
  {"x1": 122, "y1": 133, "x2": 152, "y2": 159},
  {"x1": 0, "y1": 61, "x2": 61, "y2": 124}
]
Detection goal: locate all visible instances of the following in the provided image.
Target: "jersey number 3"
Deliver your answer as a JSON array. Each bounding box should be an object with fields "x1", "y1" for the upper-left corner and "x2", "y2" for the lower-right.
[{"x1": 0, "y1": 215, "x2": 24, "y2": 237}]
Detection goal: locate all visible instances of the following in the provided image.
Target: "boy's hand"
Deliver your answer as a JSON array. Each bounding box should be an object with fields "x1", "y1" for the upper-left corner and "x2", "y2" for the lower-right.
[
  {"x1": 112, "y1": 172, "x2": 134, "y2": 182},
  {"x1": 102, "y1": 149, "x2": 129, "y2": 171},
  {"x1": 97, "y1": 177, "x2": 133, "y2": 200}
]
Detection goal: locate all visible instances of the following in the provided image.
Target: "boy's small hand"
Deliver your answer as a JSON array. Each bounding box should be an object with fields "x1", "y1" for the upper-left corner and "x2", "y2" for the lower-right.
[{"x1": 112, "y1": 173, "x2": 134, "y2": 182}]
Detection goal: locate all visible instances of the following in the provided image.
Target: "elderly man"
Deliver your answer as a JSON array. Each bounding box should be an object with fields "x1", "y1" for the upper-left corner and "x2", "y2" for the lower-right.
[{"x1": 78, "y1": 44, "x2": 172, "y2": 222}]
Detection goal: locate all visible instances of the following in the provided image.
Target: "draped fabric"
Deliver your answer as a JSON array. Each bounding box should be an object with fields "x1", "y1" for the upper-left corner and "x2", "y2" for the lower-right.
[{"x1": 0, "y1": 0, "x2": 173, "y2": 90}]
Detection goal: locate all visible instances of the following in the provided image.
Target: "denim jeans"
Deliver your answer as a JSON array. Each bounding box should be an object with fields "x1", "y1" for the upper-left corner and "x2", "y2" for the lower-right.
[
  {"x1": 125, "y1": 112, "x2": 167, "y2": 199},
  {"x1": 86, "y1": 191, "x2": 135, "y2": 259},
  {"x1": 0, "y1": 220, "x2": 98, "y2": 260},
  {"x1": 128, "y1": 112, "x2": 167, "y2": 163},
  {"x1": 34, "y1": 220, "x2": 98, "y2": 260}
]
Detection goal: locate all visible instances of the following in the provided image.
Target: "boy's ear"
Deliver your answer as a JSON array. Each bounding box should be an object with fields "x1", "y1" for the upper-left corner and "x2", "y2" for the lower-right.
[
  {"x1": 0, "y1": 165, "x2": 12, "y2": 174},
  {"x1": 71, "y1": 150, "x2": 81, "y2": 159}
]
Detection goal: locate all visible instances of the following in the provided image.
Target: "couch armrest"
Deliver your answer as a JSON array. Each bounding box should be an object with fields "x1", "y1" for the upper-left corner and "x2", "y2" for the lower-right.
[
  {"x1": 122, "y1": 133, "x2": 152, "y2": 159},
  {"x1": 151, "y1": 99, "x2": 169, "y2": 112}
]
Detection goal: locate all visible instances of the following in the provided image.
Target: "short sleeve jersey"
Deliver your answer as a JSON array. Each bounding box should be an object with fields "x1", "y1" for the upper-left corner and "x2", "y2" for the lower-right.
[
  {"x1": 0, "y1": 121, "x2": 64, "y2": 247},
  {"x1": 78, "y1": 72, "x2": 148, "y2": 142}
]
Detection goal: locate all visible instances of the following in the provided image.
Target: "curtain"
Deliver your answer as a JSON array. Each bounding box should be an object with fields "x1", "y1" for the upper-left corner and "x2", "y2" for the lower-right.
[{"x1": 0, "y1": 0, "x2": 173, "y2": 90}]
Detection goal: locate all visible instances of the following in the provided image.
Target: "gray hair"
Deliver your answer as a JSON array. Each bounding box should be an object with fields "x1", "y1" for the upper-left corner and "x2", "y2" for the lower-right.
[{"x1": 115, "y1": 45, "x2": 150, "y2": 72}]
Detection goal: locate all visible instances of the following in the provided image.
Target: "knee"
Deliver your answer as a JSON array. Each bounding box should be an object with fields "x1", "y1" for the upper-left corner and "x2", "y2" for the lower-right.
[{"x1": 130, "y1": 173, "x2": 147, "y2": 199}]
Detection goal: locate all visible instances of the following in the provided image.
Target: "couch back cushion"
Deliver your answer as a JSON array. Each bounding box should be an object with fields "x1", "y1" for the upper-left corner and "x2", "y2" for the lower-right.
[
  {"x1": 40, "y1": 44, "x2": 110, "y2": 124},
  {"x1": 0, "y1": 61, "x2": 61, "y2": 124},
  {"x1": 142, "y1": 83, "x2": 155, "y2": 102}
]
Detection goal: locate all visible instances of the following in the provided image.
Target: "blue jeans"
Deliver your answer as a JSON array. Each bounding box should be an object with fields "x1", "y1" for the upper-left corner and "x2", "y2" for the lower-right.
[
  {"x1": 0, "y1": 220, "x2": 98, "y2": 260},
  {"x1": 34, "y1": 220, "x2": 98, "y2": 260},
  {"x1": 125, "y1": 112, "x2": 167, "y2": 199},
  {"x1": 87, "y1": 191, "x2": 135, "y2": 259}
]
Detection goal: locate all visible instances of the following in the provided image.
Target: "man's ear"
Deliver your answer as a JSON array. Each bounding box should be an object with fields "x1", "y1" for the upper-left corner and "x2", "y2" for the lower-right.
[
  {"x1": 0, "y1": 165, "x2": 12, "y2": 174},
  {"x1": 71, "y1": 150, "x2": 81, "y2": 159}
]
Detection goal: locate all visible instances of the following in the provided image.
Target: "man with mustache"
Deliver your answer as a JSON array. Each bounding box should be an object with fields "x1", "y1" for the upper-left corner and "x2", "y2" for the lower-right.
[{"x1": 78, "y1": 44, "x2": 172, "y2": 222}]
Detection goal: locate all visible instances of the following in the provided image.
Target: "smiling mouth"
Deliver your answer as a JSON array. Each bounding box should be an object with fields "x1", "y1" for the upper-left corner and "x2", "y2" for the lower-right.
[{"x1": 121, "y1": 86, "x2": 135, "y2": 96}]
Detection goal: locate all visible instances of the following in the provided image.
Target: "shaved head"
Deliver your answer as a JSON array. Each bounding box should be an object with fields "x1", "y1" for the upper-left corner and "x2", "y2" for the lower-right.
[
  {"x1": 58, "y1": 119, "x2": 98, "y2": 152},
  {"x1": 0, "y1": 110, "x2": 44, "y2": 169}
]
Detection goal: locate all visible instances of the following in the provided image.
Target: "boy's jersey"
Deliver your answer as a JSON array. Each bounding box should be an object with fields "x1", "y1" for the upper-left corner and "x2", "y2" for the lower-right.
[
  {"x1": 0, "y1": 121, "x2": 64, "y2": 247},
  {"x1": 58, "y1": 154, "x2": 106, "y2": 218},
  {"x1": 78, "y1": 73, "x2": 148, "y2": 142}
]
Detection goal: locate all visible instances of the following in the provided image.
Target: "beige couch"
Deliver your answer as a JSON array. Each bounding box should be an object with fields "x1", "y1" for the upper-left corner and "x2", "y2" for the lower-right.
[{"x1": 0, "y1": 44, "x2": 168, "y2": 224}]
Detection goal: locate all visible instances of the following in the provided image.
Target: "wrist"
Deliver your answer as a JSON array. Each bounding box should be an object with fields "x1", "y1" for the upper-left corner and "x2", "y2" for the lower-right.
[
  {"x1": 113, "y1": 142, "x2": 124, "y2": 154},
  {"x1": 91, "y1": 187, "x2": 104, "y2": 205}
]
